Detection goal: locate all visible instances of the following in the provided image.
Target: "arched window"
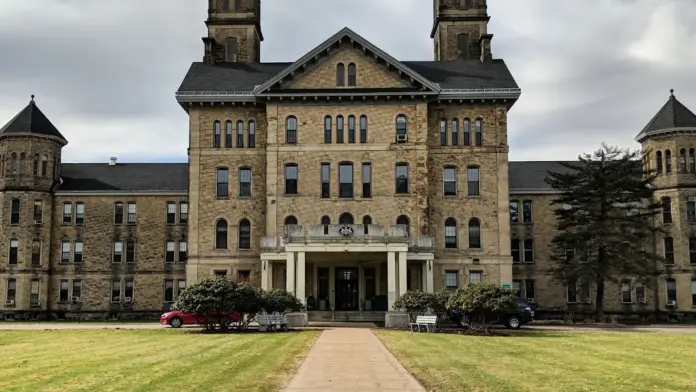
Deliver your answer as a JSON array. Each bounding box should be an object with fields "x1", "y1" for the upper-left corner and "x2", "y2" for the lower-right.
[
  {"x1": 451, "y1": 118, "x2": 459, "y2": 146},
  {"x1": 360, "y1": 115, "x2": 368, "y2": 143},
  {"x1": 336, "y1": 63, "x2": 345, "y2": 86},
  {"x1": 248, "y1": 120, "x2": 256, "y2": 147},
  {"x1": 213, "y1": 120, "x2": 221, "y2": 148},
  {"x1": 336, "y1": 115, "x2": 344, "y2": 143},
  {"x1": 286, "y1": 116, "x2": 297, "y2": 144},
  {"x1": 665, "y1": 149, "x2": 672, "y2": 173},
  {"x1": 662, "y1": 197, "x2": 672, "y2": 224},
  {"x1": 19, "y1": 153, "x2": 25, "y2": 175},
  {"x1": 285, "y1": 216, "x2": 298, "y2": 226},
  {"x1": 238, "y1": 219, "x2": 251, "y2": 249},
  {"x1": 680, "y1": 149, "x2": 687, "y2": 172},
  {"x1": 440, "y1": 119, "x2": 447, "y2": 146},
  {"x1": 463, "y1": 118, "x2": 471, "y2": 146},
  {"x1": 348, "y1": 115, "x2": 356, "y2": 143},
  {"x1": 32, "y1": 154, "x2": 39, "y2": 176},
  {"x1": 321, "y1": 215, "x2": 331, "y2": 235},
  {"x1": 225, "y1": 120, "x2": 233, "y2": 148},
  {"x1": 236, "y1": 120, "x2": 244, "y2": 148},
  {"x1": 324, "y1": 116, "x2": 332, "y2": 144},
  {"x1": 656, "y1": 151, "x2": 663, "y2": 174},
  {"x1": 0, "y1": 154, "x2": 3, "y2": 176},
  {"x1": 475, "y1": 118, "x2": 483, "y2": 146},
  {"x1": 41, "y1": 155, "x2": 48, "y2": 177},
  {"x1": 468, "y1": 218, "x2": 481, "y2": 249},
  {"x1": 396, "y1": 115, "x2": 407, "y2": 141},
  {"x1": 362, "y1": 215, "x2": 372, "y2": 234},
  {"x1": 339, "y1": 213, "x2": 354, "y2": 225},
  {"x1": 347, "y1": 63, "x2": 357, "y2": 86},
  {"x1": 690, "y1": 149, "x2": 695, "y2": 173},
  {"x1": 215, "y1": 219, "x2": 228, "y2": 249},
  {"x1": 445, "y1": 218, "x2": 457, "y2": 249},
  {"x1": 396, "y1": 215, "x2": 410, "y2": 234},
  {"x1": 225, "y1": 37, "x2": 238, "y2": 62}
]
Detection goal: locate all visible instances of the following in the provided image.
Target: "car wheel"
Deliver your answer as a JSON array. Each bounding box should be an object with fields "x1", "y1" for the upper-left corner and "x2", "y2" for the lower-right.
[
  {"x1": 505, "y1": 315, "x2": 522, "y2": 330},
  {"x1": 170, "y1": 317, "x2": 183, "y2": 328}
]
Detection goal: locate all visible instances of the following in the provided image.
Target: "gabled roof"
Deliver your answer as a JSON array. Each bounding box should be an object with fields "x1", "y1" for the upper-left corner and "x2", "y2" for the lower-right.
[
  {"x1": 0, "y1": 97, "x2": 67, "y2": 144},
  {"x1": 252, "y1": 27, "x2": 441, "y2": 95},
  {"x1": 636, "y1": 90, "x2": 696, "y2": 142},
  {"x1": 58, "y1": 163, "x2": 188, "y2": 192}
]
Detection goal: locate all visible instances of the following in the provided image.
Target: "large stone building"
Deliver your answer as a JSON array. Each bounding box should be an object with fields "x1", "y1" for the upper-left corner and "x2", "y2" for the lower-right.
[{"x1": 2, "y1": 0, "x2": 696, "y2": 322}]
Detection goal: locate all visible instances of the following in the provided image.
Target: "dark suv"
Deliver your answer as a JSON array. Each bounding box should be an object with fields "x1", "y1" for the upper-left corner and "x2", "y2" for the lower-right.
[{"x1": 449, "y1": 299, "x2": 534, "y2": 330}]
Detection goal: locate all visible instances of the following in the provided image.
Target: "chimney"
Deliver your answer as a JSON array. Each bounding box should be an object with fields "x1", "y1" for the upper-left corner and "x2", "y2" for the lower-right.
[{"x1": 109, "y1": 157, "x2": 117, "y2": 166}]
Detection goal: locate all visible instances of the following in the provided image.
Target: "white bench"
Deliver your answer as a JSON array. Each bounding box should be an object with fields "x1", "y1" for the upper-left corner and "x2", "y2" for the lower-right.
[
  {"x1": 409, "y1": 315, "x2": 438, "y2": 332},
  {"x1": 258, "y1": 312, "x2": 287, "y2": 332}
]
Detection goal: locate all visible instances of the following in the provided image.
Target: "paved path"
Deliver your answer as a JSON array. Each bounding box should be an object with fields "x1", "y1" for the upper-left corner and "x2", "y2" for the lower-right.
[{"x1": 283, "y1": 328, "x2": 425, "y2": 392}]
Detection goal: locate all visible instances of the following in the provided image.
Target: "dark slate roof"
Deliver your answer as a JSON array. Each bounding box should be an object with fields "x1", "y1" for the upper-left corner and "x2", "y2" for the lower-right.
[
  {"x1": 177, "y1": 59, "x2": 518, "y2": 93},
  {"x1": 58, "y1": 163, "x2": 188, "y2": 192},
  {"x1": 508, "y1": 161, "x2": 577, "y2": 192},
  {"x1": 0, "y1": 98, "x2": 67, "y2": 142},
  {"x1": 636, "y1": 90, "x2": 696, "y2": 140}
]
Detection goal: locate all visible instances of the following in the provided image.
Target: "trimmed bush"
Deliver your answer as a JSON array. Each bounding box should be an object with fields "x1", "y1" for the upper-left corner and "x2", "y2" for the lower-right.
[{"x1": 447, "y1": 282, "x2": 518, "y2": 334}]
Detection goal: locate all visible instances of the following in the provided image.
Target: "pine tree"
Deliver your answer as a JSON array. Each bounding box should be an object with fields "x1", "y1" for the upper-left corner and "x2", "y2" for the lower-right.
[{"x1": 545, "y1": 144, "x2": 663, "y2": 321}]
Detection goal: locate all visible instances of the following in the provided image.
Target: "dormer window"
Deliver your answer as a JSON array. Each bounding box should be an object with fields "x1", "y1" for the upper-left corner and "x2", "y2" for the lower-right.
[{"x1": 225, "y1": 37, "x2": 238, "y2": 62}]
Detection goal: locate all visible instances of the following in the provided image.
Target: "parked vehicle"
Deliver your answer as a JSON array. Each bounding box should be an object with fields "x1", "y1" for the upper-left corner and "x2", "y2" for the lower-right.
[
  {"x1": 449, "y1": 299, "x2": 534, "y2": 330},
  {"x1": 160, "y1": 310, "x2": 240, "y2": 328}
]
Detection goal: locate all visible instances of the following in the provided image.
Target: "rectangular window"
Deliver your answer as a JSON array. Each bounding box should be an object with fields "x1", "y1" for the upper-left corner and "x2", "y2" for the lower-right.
[
  {"x1": 72, "y1": 280, "x2": 82, "y2": 300},
  {"x1": 75, "y1": 202, "x2": 85, "y2": 225},
  {"x1": 580, "y1": 281, "x2": 590, "y2": 302},
  {"x1": 567, "y1": 281, "x2": 578, "y2": 303},
  {"x1": 690, "y1": 238, "x2": 696, "y2": 264},
  {"x1": 113, "y1": 241, "x2": 123, "y2": 263},
  {"x1": 74, "y1": 241, "x2": 83, "y2": 263},
  {"x1": 7, "y1": 279, "x2": 16, "y2": 302},
  {"x1": 126, "y1": 241, "x2": 135, "y2": 263},
  {"x1": 396, "y1": 164, "x2": 408, "y2": 194},
  {"x1": 324, "y1": 116, "x2": 332, "y2": 144},
  {"x1": 114, "y1": 202, "x2": 124, "y2": 225},
  {"x1": 61, "y1": 241, "x2": 71, "y2": 263},
  {"x1": 111, "y1": 281, "x2": 121, "y2": 302},
  {"x1": 444, "y1": 167, "x2": 457, "y2": 196},
  {"x1": 33, "y1": 201, "x2": 42, "y2": 224},
  {"x1": 451, "y1": 119, "x2": 459, "y2": 146},
  {"x1": 225, "y1": 121, "x2": 233, "y2": 148},
  {"x1": 179, "y1": 241, "x2": 188, "y2": 262},
  {"x1": 512, "y1": 280, "x2": 522, "y2": 298},
  {"x1": 164, "y1": 280, "x2": 174, "y2": 302},
  {"x1": 688, "y1": 200, "x2": 696, "y2": 222},
  {"x1": 666, "y1": 279, "x2": 677, "y2": 303},
  {"x1": 445, "y1": 223, "x2": 457, "y2": 249},
  {"x1": 9, "y1": 239, "x2": 18, "y2": 265},
  {"x1": 445, "y1": 270, "x2": 458, "y2": 290},
  {"x1": 166, "y1": 202, "x2": 176, "y2": 224},
  {"x1": 511, "y1": 239, "x2": 520, "y2": 263},
  {"x1": 59, "y1": 280, "x2": 69, "y2": 302},
  {"x1": 248, "y1": 121, "x2": 256, "y2": 147},
  {"x1": 127, "y1": 203, "x2": 137, "y2": 224},
  {"x1": 237, "y1": 121, "x2": 244, "y2": 148},
  {"x1": 216, "y1": 168, "x2": 229, "y2": 198},
  {"x1": 523, "y1": 240, "x2": 534, "y2": 263},
  {"x1": 522, "y1": 200, "x2": 532, "y2": 222},
  {"x1": 214, "y1": 270, "x2": 227, "y2": 277},
  {"x1": 238, "y1": 270, "x2": 251, "y2": 282},
  {"x1": 692, "y1": 280, "x2": 696, "y2": 307},
  {"x1": 509, "y1": 200, "x2": 519, "y2": 222},
  {"x1": 285, "y1": 165, "x2": 298, "y2": 195},
  {"x1": 30, "y1": 279, "x2": 39, "y2": 305},
  {"x1": 359, "y1": 116, "x2": 367, "y2": 143},
  {"x1": 348, "y1": 116, "x2": 356, "y2": 143},
  {"x1": 440, "y1": 119, "x2": 447, "y2": 146},
  {"x1": 321, "y1": 163, "x2": 330, "y2": 198},
  {"x1": 636, "y1": 283, "x2": 645, "y2": 303},
  {"x1": 525, "y1": 280, "x2": 535, "y2": 300},
  {"x1": 663, "y1": 198, "x2": 672, "y2": 224},
  {"x1": 124, "y1": 279, "x2": 134, "y2": 301},
  {"x1": 10, "y1": 199, "x2": 20, "y2": 225},
  {"x1": 665, "y1": 237, "x2": 675, "y2": 264},
  {"x1": 362, "y1": 163, "x2": 372, "y2": 198},
  {"x1": 31, "y1": 240, "x2": 41, "y2": 265},
  {"x1": 467, "y1": 167, "x2": 480, "y2": 196},
  {"x1": 62, "y1": 203, "x2": 72, "y2": 224},
  {"x1": 621, "y1": 280, "x2": 633, "y2": 303},
  {"x1": 469, "y1": 271, "x2": 482, "y2": 284},
  {"x1": 336, "y1": 116, "x2": 344, "y2": 143},
  {"x1": 166, "y1": 241, "x2": 175, "y2": 262},
  {"x1": 339, "y1": 163, "x2": 353, "y2": 198},
  {"x1": 180, "y1": 202, "x2": 188, "y2": 224},
  {"x1": 178, "y1": 280, "x2": 187, "y2": 299},
  {"x1": 239, "y1": 168, "x2": 252, "y2": 197}
]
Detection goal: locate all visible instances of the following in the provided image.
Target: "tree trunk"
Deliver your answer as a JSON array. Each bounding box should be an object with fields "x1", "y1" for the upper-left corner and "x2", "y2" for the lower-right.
[{"x1": 595, "y1": 278, "x2": 605, "y2": 322}]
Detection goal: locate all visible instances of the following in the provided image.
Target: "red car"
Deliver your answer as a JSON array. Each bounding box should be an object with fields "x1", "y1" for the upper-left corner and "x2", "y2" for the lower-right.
[{"x1": 160, "y1": 310, "x2": 241, "y2": 328}]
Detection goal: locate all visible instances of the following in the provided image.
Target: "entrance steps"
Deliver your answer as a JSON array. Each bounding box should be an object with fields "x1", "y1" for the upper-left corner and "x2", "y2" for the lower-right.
[{"x1": 308, "y1": 311, "x2": 385, "y2": 323}]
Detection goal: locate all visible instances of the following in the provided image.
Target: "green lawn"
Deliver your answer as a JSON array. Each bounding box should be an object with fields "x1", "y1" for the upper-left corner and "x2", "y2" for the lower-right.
[
  {"x1": 0, "y1": 329, "x2": 319, "y2": 392},
  {"x1": 376, "y1": 330, "x2": 696, "y2": 392}
]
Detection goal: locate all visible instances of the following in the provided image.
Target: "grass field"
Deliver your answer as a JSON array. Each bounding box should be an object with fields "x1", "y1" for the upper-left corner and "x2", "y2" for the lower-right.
[
  {"x1": 0, "y1": 329, "x2": 319, "y2": 392},
  {"x1": 376, "y1": 330, "x2": 696, "y2": 392}
]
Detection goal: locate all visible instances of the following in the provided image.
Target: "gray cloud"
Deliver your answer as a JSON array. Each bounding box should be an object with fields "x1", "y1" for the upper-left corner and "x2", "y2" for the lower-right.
[{"x1": 0, "y1": 0, "x2": 694, "y2": 163}]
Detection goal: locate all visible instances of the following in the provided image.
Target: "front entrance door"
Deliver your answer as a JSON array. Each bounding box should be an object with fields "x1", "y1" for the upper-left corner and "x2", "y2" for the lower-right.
[{"x1": 335, "y1": 267, "x2": 359, "y2": 310}]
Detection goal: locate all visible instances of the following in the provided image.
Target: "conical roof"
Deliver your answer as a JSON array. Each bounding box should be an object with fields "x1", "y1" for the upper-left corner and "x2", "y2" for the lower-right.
[
  {"x1": 636, "y1": 89, "x2": 696, "y2": 141},
  {"x1": 0, "y1": 96, "x2": 67, "y2": 143}
]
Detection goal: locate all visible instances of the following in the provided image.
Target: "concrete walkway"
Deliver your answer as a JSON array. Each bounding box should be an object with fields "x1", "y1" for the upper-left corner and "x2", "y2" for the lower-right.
[{"x1": 284, "y1": 328, "x2": 425, "y2": 392}]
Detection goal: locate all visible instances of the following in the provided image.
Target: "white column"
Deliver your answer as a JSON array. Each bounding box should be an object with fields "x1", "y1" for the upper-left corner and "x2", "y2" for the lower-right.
[
  {"x1": 387, "y1": 251, "x2": 397, "y2": 310},
  {"x1": 286, "y1": 252, "x2": 295, "y2": 295},
  {"x1": 426, "y1": 260, "x2": 434, "y2": 293},
  {"x1": 296, "y1": 252, "x2": 306, "y2": 306},
  {"x1": 398, "y1": 251, "x2": 407, "y2": 296},
  {"x1": 267, "y1": 261, "x2": 274, "y2": 290},
  {"x1": 261, "y1": 260, "x2": 269, "y2": 290}
]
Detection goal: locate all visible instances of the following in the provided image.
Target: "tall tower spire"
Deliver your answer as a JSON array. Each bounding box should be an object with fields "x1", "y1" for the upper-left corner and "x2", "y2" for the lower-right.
[
  {"x1": 432, "y1": 0, "x2": 493, "y2": 62},
  {"x1": 203, "y1": 0, "x2": 263, "y2": 64}
]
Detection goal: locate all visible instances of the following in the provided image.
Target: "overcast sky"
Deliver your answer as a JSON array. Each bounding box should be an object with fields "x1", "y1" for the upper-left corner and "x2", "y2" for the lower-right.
[{"x1": 0, "y1": 0, "x2": 694, "y2": 163}]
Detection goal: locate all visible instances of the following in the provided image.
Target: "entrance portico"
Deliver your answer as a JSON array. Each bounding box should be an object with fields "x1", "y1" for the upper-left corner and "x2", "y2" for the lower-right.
[{"x1": 261, "y1": 224, "x2": 434, "y2": 312}]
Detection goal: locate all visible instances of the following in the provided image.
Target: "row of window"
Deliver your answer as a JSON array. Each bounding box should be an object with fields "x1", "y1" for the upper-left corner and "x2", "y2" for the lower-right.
[
  {"x1": 439, "y1": 118, "x2": 483, "y2": 146},
  {"x1": 0, "y1": 153, "x2": 58, "y2": 178},
  {"x1": 444, "y1": 270, "x2": 483, "y2": 290},
  {"x1": 654, "y1": 149, "x2": 696, "y2": 174},
  {"x1": 212, "y1": 120, "x2": 256, "y2": 148},
  {"x1": 510, "y1": 200, "x2": 533, "y2": 223},
  {"x1": 335, "y1": 63, "x2": 357, "y2": 87},
  {"x1": 3, "y1": 278, "x2": 187, "y2": 305},
  {"x1": 661, "y1": 196, "x2": 696, "y2": 223},
  {"x1": 322, "y1": 115, "x2": 368, "y2": 144},
  {"x1": 663, "y1": 236, "x2": 696, "y2": 265},
  {"x1": 215, "y1": 219, "x2": 251, "y2": 250},
  {"x1": 564, "y1": 279, "x2": 689, "y2": 306}
]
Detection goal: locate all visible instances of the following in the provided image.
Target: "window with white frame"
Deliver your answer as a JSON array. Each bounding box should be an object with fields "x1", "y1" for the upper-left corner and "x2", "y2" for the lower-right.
[
  {"x1": 180, "y1": 202, "x2": 188, "y2": 224},
  {"x1": 61, "y1": 241, "x2": 71, "y2": 263},
  {"x1": 621, "y1": 280, "x2": 633, "y2": 303},
  {"x1": 164, "y1": 280, "x2": 174, "y2": 302},
  {"x1": 688, "y1": 198, "x2": 696, "y2": 222},
  {"x1": 9, "y1": 239, "x2": 18, "y2": 264},
  {"x1": 111, "y1": 280, "x2": 121, "y2": 302},
  {"x1": 178, "y1": 280, "x2": 186, "y2": 299},
  {"x1": 166, "y1": 241, "x2": 175, "y2": 262},
  {"x1": 75, "y1": 202, "x2": 85, "y2": 225},
  {"x1": 179, "y1": 241, "x2": 188, "y2": 262},
  {"x1": 113, "y1": 241, "x2": 123, "y2": 263},
  {"x1": 445, "y1": 270, "x2": 458, "y2": 290},
  {"x1": 62, "y1": 203, "x2": 72, "y2": 224},
  {"x1": 74, "y1": 241, "x2": 83, "y2": 263},
  {"x1": 30, "y1": 279, "x2": 39, "y2": 305},
  {"x1": 469, "y1": 271, "x2": 482, "y2": 284},
  {"x1": 444, "y1": 166, "x2": 457, "y2": 196},
  {"x1": 124, "y1": 279, "x2": 134, "y2": 301},
  {"x1": 127, "y1": 203, "x2": 137, "y2": 224},
  {"x1": 166, "y1": 202, "x2": 176, "y2": 224}
]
